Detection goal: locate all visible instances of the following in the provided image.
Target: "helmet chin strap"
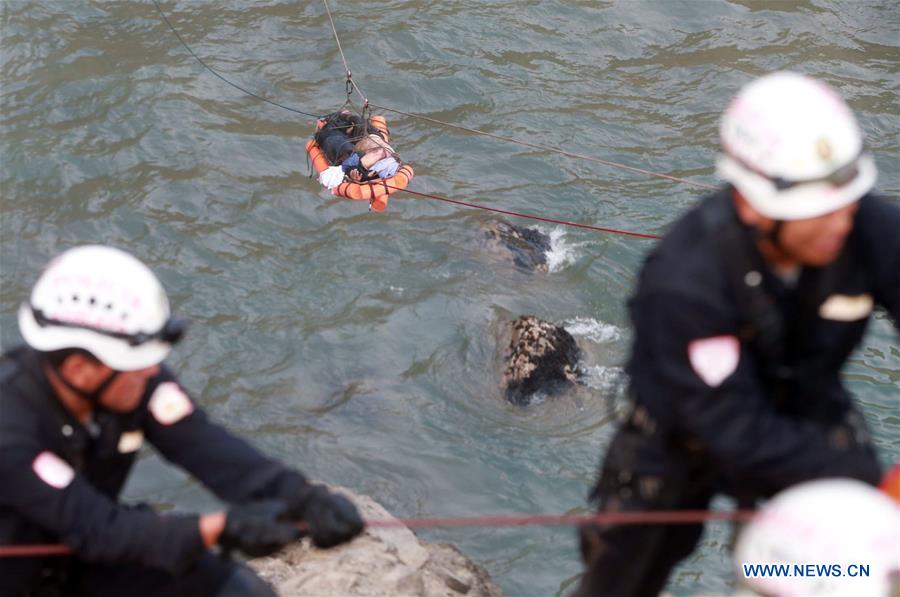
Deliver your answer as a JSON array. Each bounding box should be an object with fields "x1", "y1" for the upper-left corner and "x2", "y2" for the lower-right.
[
  {"x1": 758, "y1": 219, "x2": 804, "y2": 273},
  {"x1": 766, "y1": 219, "x2": 785, "y2": 249},
  {"x1": 48, "y1": 364, "x2": 120, "y2": 408}
]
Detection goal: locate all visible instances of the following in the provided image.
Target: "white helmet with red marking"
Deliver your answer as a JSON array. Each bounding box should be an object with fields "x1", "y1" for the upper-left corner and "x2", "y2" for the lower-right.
[
  {"x1": 18, "y1": 245, "x2": 185, "y2": 371},
  {"x1": 717, "y1": 71, "x2": 877, "y2": 220}
]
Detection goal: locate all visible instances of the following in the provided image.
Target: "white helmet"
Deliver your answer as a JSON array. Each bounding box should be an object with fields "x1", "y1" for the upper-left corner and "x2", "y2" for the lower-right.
[
  {"x1": 18, "y1": 245, "x2": 184, "y2": 371},
  {"x1": 717, "y1": 71, "x2": 877, "y2": 220},
  {"x1": 735, "y1": 478, "x2": 900, "y2": 596}
]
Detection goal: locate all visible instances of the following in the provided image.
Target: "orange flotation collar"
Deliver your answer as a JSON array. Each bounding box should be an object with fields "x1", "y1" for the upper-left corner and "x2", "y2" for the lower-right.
[
  {"x1": 306, "y1": 114, "x2": 414, "y2": 212},
  {"x1": 880, "y1": 464, "x2": 900, "y2": 503}
]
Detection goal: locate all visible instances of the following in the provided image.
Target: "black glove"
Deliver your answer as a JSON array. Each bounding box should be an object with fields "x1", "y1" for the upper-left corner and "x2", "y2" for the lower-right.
[
  {"x1": 289, "y1": 485, "x2": 364, "y2": 548},
  {"x1": 219, "y1": 500, "x2": 301, "y2": 558}
]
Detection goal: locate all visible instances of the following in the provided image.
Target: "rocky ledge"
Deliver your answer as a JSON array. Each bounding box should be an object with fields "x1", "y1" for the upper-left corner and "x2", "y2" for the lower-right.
[{"x1": 250, "y1": 488, "x2": 504, "y2": 596}]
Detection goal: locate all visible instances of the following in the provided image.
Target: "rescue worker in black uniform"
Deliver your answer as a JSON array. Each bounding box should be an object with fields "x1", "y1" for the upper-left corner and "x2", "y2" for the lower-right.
[
  {"x1": 0, "y1": 245, "x2": 365, "y2": 596},
  {"x1": 575, "y1": 72, "x2": 900, "y2": 596}
]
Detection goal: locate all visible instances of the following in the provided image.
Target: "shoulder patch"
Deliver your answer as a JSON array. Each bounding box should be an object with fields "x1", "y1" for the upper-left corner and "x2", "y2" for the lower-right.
[
  {"x1": 148, "y1": 382, "x2": 194, "y2": 425},
  {"x1": 32, "y1": 451, "x2": 75, "y2": 489},
  {"x1": 688, "y1": 335, "x2": 740, "y2": 388}
]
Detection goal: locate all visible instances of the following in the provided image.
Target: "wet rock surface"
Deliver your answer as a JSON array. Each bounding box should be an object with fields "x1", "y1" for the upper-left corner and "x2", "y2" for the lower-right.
[
  {"x1": 483, "y1": 221, "x2": 552, "y2": 272},
  {"x1": 503, "y1": 315, "x2": 582, "y2": 406},
  {"x1": 250, "y1": 488, "x2": 504, "y2": 596}
]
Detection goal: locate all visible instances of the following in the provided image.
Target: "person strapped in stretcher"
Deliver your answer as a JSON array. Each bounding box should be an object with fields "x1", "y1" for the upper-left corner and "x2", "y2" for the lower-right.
[
  {"x1": 306, "y1": 109, "x2": 413, "y2": 211},
  {"x1": 314, "y1": 110, "x2": 400, "y2": 189}
]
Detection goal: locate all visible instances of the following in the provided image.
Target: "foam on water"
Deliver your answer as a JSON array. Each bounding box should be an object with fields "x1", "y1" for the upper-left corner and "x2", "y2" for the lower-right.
[
  {"x1": 545, "y1": 226, "x2": 578, "y2": 272},
  {"x1": 583, "y1": 365, "x2": 625, "y2": 392},
  {"x1": 564, "y1": 317, "x2": 622, "y2": 344}
]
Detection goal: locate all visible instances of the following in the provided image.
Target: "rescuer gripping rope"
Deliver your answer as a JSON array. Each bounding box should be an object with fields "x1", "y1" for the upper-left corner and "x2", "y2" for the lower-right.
[{"x1": 0, "y1": 508, "x2": 754, "y2": 557}]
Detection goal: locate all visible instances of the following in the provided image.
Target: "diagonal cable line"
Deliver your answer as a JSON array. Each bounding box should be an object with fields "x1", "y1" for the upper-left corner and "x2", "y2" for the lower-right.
[
  {"x1": 152, "y1": 0, "x2": 714, "y2": 190},
  {"x1": 151, "y1": 0, "x2": 320, "y2": 118},
  {"x1": 372, "y1": 102, "x2": 717, "y2": 190}
]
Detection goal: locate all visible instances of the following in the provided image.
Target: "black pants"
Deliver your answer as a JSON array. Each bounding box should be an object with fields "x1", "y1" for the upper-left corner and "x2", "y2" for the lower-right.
[
  {"x1": 317, "y1": 126, "x2": 356, "y2": 166},
  {"x1": 315, "y1": 111, "x2": 365, "y2": 165},
  {"x1": 573, "y1": 499, "x2": 709, "y2": 597},
  {"x1": 574, "y1": 424, "x2": 716, "y2": 597},
  {"x1": 60, "y1": 552, "x2": 274, "y2": 597}
]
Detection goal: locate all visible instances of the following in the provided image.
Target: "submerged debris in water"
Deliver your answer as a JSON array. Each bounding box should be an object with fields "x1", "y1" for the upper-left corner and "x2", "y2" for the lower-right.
[{"x1": 483, "y1": 221, "x2": 552, "y2": 272}]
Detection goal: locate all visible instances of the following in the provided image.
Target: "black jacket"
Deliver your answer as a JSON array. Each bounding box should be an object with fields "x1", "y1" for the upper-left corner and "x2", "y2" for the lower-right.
[
  {"x1": 624, "y1": 191, "x2": 899, "y2": 495},
  {"x1": 0, "y1": 347, "x2": 309, "y2": 596}
]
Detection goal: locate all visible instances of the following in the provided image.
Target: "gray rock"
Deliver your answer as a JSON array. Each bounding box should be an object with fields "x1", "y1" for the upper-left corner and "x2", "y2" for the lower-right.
[
  {"x1": 250, "y1": 487, "x2": 503, "y2": 596},
  {"x1": 503, "y1": 315, "x2": 582, "y2": 406}
]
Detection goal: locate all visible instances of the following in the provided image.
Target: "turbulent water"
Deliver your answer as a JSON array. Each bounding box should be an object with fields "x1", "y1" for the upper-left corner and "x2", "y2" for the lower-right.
[{"x1": 1, "y1": 1, "x2": 898, "y2": 595}]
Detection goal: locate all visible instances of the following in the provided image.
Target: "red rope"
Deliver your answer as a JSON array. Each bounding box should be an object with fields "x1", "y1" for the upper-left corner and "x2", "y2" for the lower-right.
[
  {"x1": 366, "y1": 509, "x2": 755, "y2": 529},
  {"x1": 0, "y1": 509, "x2": 752, "y2": 558},
  {"x1": 0, "y1": 544, "x2": 72, "y2": 557},
  {"x1": 371, "y1": 102, "x2": 718, "y2": 191},
  {"x1": 388, "y1": 186, "x2": 662, "y2": 240}
]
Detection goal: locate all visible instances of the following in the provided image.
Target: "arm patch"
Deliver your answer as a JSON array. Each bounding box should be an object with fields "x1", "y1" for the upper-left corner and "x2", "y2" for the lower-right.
[
  {"x1": 148, "y1": 382, "x2": 194, "y2": 425},
  {"x1": 687, "y1": 335, "x2": 740, "y2": 388},
  {"x1": 32, "y1": 451, "x2": 74, "y2": 489}
]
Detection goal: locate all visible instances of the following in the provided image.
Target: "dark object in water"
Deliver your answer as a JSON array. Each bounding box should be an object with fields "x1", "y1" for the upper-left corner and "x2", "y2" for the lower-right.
[
  {"x1": 503, "y1": 316, "x2": 581, "y2": 406},
  {"x1": 484, "y1": 222, "x2": 552, "y2": 272}
]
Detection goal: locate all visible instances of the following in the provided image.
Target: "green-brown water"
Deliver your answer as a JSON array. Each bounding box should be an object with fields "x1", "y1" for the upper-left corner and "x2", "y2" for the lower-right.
[{"x1": 2, "y1": 1, "x2": 897, "y2": 595}]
